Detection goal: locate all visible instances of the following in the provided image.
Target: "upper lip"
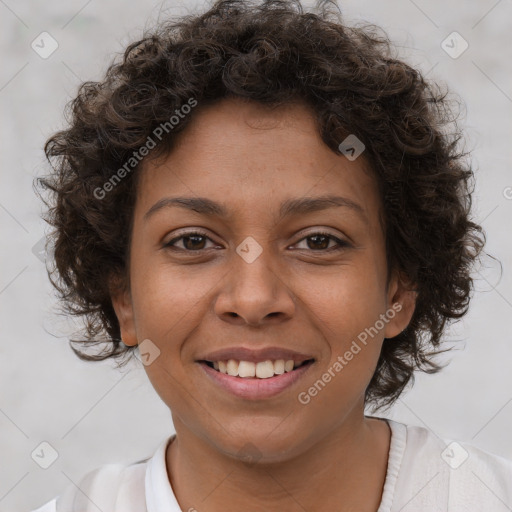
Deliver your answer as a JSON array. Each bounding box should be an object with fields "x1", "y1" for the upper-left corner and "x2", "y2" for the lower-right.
[{"x1": 197, "y1": 346, "x2": 315, "y2": 364}]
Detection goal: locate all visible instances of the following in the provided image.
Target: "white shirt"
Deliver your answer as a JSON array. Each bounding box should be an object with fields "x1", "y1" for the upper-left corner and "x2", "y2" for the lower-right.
[{"x1": 31, "y1": 418, "x2": 512, "y2": 511}]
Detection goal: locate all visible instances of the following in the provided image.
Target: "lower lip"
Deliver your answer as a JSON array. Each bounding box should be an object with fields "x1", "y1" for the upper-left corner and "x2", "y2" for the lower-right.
[{"x1": 198, "y1": 361, "x2": 314, "y2": 400}]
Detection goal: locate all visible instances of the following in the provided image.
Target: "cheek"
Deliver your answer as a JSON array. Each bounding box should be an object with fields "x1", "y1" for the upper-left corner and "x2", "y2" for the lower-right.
[
  {"x1": 131, "y1": 257, "x2": 219, "y2": 341},
  {"x1": 304, "y1": 264, "x2": 387, "y2": 389},
  {"x1": 307, "y1": 264, "x2": 387, "y2": 340},
  {"x1": 131, "y1": 268, "x2": 206, "y2": 409}
]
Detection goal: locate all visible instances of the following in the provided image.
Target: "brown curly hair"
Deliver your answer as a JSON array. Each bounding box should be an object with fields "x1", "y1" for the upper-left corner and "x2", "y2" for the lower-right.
[{"x1": 35, "y1": 0, "x2": 485, "y2": 410}]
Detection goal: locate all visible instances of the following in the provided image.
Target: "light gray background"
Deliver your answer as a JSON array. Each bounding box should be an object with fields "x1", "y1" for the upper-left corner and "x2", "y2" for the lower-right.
[{"x1": 1, "y1": 0, "x2": 511, "y2": 510}]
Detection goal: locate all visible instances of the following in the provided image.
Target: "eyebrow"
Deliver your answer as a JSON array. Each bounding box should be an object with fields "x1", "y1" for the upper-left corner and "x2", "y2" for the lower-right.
[{"x1": 143, "y1": 194, "x2": 367, "y2": 223}]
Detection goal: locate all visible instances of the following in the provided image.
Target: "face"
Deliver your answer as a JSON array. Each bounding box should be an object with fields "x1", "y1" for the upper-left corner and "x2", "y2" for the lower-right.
[{"x1": 111, "y1": 97, "x2": 415, "y2": 462}]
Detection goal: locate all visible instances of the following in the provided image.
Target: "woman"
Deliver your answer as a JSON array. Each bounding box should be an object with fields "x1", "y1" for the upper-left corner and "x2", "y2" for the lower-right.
[{"x1": 32, "y1": 0, "x2": 512, "y2": 510}]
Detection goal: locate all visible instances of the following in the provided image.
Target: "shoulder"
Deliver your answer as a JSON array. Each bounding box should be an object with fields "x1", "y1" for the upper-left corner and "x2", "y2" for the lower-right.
[
  {"x1": 29, "y1": 498, "x2": 56, "y2": 512},
  {"x1": 401, "y1": 420, "x2": 512, "y2": 477},
  {"x1": 28, "y1": 434, "x2": 180, "y2": 512},
  {"x1": 29, "y1": 456, "x2": 150, "y2": 512},
  {"x1": 385, "y1": 419, "x2": 512, "y2": 511}
]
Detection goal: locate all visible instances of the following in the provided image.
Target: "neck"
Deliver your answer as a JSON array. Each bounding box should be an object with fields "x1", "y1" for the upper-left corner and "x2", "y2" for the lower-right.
[{"x1": 166, "y1": 413, "x2": 391, "y2": 512}]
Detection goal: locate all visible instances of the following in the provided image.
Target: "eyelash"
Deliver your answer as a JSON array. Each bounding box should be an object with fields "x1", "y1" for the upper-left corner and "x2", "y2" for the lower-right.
[{"x1": 163, "y1": 230, "x2": 350, "y2": 253}]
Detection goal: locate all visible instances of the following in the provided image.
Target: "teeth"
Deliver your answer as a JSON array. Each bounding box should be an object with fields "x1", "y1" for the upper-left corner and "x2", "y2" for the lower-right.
[
  {"x1": 226, "y1": 359, "x2": 239, "y2": 376},
  {"x1": 238, "y1": 360, "x2": 256, "y2": 377},
  {"x1": 256, "y1": 360, "x2": 274, "y2": 379},
  {"x1": 209, "y1": 358, "x2": 308, "y2": 378},
  {"x1": 273, "y1": 359, "x2": 285, "y2": 374}
]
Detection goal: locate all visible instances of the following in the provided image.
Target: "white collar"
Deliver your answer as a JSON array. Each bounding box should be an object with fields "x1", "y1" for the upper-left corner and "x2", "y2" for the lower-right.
[
  {"x1": 143, "y1": 418, "x2": 406, "y2": 512},
  {"x1": 145, "y1": 434, "x2": 181, "y2": 512}
]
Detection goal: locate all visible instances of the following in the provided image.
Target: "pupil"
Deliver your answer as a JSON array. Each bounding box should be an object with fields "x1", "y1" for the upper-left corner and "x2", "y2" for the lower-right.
[
  {"x1": 184, "y1": 235, "x2": 205, "y2": 250},
  {"x1": 183, "y1": 235, "x2": 330, "y2": 251},
  {"x1": 308, "y1": 235, "x2": 328, "y2": 250}
]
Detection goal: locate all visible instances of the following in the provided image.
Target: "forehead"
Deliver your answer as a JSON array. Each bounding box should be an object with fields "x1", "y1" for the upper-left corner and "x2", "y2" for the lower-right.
[{"x1": 136, "y1": 97, "x2": 380, "y2": 224}]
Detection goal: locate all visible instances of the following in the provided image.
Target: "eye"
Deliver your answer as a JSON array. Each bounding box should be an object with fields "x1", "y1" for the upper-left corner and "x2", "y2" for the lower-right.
[
  {"x1": 293, "y1": 231, "x2": 350, "y2": 252},
  {"x1": 163, "y1": 230, "x2": 350, "y2": 254},
  {"x1": 163, "y1": 230, "x2": 217, "y2": 251}
]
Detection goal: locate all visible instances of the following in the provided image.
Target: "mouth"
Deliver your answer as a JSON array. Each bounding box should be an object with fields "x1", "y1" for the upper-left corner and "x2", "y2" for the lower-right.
[
  {"x1": 197, "y1": 357, "x2": 316, "y2": 400},
  {"x1": 200, "y1": 358, "x2": 315, "y2": 377}
]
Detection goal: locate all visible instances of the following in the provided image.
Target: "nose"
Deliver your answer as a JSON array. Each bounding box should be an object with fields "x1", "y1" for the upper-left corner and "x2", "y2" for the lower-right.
[{"x1": 213, "y1": 239, "x2": 296, "y2": 327}]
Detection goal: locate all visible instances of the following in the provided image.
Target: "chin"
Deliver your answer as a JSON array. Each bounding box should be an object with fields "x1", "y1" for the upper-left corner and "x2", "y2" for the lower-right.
[{"x1": 211, "y1": 425, "x2": 312, "y2": 465}]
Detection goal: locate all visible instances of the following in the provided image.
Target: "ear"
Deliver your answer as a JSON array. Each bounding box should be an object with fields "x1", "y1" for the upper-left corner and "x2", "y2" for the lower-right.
[
  {"x1": 383, "y1": 270, "x2": 417, "y2": 339},
  {"x1": 109, "y1": 277, "x2": 138, "y2": 347}
]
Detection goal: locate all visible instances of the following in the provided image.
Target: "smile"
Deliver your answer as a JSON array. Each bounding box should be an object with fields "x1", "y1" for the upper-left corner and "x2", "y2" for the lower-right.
[
  {"x1": 198, "y1": 358, "x2": 315, "y2": 400},
  {"x1": 204, "y1": 358, "x2": 313, "y2": 378}
]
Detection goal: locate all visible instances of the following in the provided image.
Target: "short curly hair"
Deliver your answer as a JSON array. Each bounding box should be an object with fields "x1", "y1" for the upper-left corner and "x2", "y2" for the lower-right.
[{"x1": 36, "y1": 0, "x2": 485, "y2": 410}]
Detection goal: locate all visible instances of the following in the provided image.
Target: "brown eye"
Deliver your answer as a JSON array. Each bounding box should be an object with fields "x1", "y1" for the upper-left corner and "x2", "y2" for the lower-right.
[
  {"x1": 306, "y1": 234, "x2": 330, "y2": 250},
  {"x1": 164, "y1": 231, "x2": 215, "y2": 251},
  {"x1": 294, "y1": 232, "x2": 349, "y2": 252}
]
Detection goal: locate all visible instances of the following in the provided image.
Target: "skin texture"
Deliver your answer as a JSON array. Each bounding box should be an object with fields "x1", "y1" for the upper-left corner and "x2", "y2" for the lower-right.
[{"x1": 111, "y1": 97, "x2": 417, "y2": 511}]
